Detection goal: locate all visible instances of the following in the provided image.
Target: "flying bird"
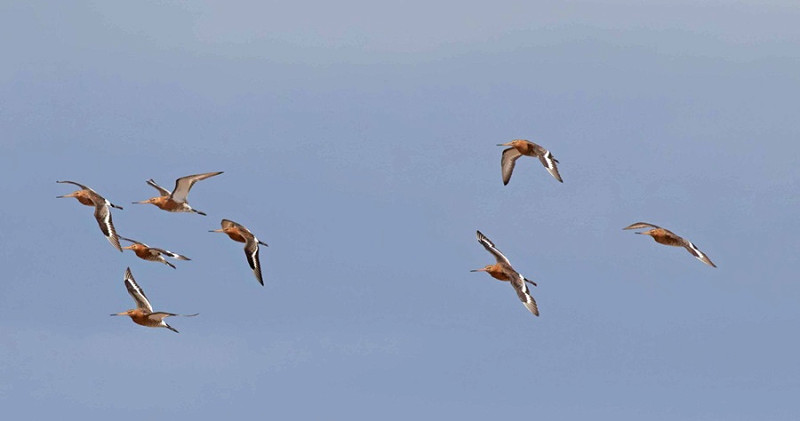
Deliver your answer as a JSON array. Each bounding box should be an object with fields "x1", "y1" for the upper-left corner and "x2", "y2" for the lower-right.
[
  {"x1": 133, "y1": 171, "x2": 223, "y2": 216},
  {"x1": 56, "y1": 180, "x2": 123, "y2": 251},
  {"x1": 210, "y1": 219, "x2": 269, "y2": 286},
  {"x1": 120, "y1": 236, "x2": 190, "y2": 269},
  {"x1": 498, "y1": 139, "x2": 563, "y2": 185},
  {"x1": 623, "y1": 222, "x2": 717, "y2": 267},
  {"x1": 471, "y1": 230, "x2": 539, "y2": 316},
  {"x1": 111, "y1": 267, "x2": 198, "y2": 333}
]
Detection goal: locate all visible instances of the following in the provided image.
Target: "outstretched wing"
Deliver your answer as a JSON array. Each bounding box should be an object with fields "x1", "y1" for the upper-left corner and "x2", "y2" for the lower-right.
[
  {"x1": 94, "y1": 202, "x2": 122, "y2": 251},
  {"x1": 124, "y1": 267, "x2": 153, "y2": 312},
  {"x1": 151, "y1": 247, "x2": 190, "y2": 261},
  {"x1": 56, "y1": 180, "x2": 93, "y2": 191},
  {"x1": 684, "y1": 242, "x2": 717, "y2": 268},
  {"x1": 147, "y1": 312, "x2": 177, "y2": 322},
  {"x1": 501, "y1": 147, "x2": 522, "y2": 185},
  {"x1": 243, "y1": 237, "x2": 264, "y2": 286},
  {"x1": 221, "y1": 218, "x2": 252, "y2": 234},
  {"x1": 538, "y1": 150, "x2": 563, "y2": 182},
  {"x1": 509, "y1": 272, "x2": 539, "y2": 317},
  {"x1": 146, "y1": 179, "x2": 171, "y2": 197},
  {"x1": 476, "y1": 230, "x2": 511, "y2": 265},
  {"x1": 171, "y1": 171, "x2": 223, "y2": 203},
  {"x1": 118, "y1": 236, "x2": 146, "y2": 246},
  {"x1": 623, "y1": 222, "x2": 662, "y2": 230}
]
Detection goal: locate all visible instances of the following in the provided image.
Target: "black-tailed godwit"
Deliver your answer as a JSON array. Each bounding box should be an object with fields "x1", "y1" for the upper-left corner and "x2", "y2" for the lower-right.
[
  {"x1": 133, "y1": 171, "x2": 223, "y2": 216},
  {"x1": 111, "y1": 268, "x2": 198, "y2": 333},
  {"x1": 56, "y1": 180, "x2": 123, "y2": 252},
  {"x1": 498, "y1": 139, "x2": 563, "y2": 185},
  {"x1": 471, "y1": 230, "x2": 539, "y2": 316},
  {"x1": 209, "y1": 219, "x2": 269, "y2": 286},
  {"x1": 623, "y1": 222, "x2": 717, "y2": 267}
]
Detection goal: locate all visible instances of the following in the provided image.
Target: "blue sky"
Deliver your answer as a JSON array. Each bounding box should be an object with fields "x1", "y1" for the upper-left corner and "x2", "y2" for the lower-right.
[{"x1": 2, "y1": 1, "x2": 799, "y2": 419}]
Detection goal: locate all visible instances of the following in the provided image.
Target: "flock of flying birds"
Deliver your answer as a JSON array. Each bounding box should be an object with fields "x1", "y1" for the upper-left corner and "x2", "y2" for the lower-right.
[
  {"x1": 473, "y1": 140, "x2": 716, "y2": 317},
  {"x1": 57, "y1": 139, "x2": 718, "y2": 330},
  {"x1": 57, "y1": 171, "x2": 270, "y2": 333}
]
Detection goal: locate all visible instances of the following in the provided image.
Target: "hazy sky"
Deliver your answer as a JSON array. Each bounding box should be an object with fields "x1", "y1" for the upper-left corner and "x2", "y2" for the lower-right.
[{"x1": 2, "y1": 1, "x2": 799, "y2": 419}]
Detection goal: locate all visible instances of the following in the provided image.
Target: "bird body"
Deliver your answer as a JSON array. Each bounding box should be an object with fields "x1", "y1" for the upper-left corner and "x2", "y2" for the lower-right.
[
  {"x1": 210, "y1": 219, "x2": 269, "y2": 286},
  {"x1": 623, "y1": 222, "x2": 717, "y2": 268},
  {"x1": 56, "y1": 180, "x2": 123, "y2": 251},
  {"x1": 111, "y1": 268, "x2": 197, "y2": 333},
  {"x1": 471, "y1": 230, "x2": 539, "y2": 317},
  {"x1": 133, "y1": 171, "x2": 223, "y2": 215},
  {"x1": 498, "y1": 139, "x2": 563, "y2": 185}
]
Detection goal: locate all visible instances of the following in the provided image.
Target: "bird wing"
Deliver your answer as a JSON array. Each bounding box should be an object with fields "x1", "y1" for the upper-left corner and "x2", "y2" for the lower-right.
[
  {"x1": 476, "y1": 230, "x2": 511, "y2": 265},
  {"x1": 538, "y1": 150, "x2": 563, "y2": 182},
  {"x1": 146, "y1": 179, "x2": 172, "y2": 197},
  {"x1": 56, "y1": 180, "x2": 93, "y2": 191},
  {"x1": 683, "y1": 242, "x2": 717, "y2": 268},
  {"x1": 221, "y1": 218, "x2": 251, "y2": 233},
  {"x1": 118, "y1": 236, "x2": 145, "y2": 246},
  {"x1": 501, "y1": 147, "x2": 522, "y2": 185},
  {"x1": 170, "y1": 171, "x2": 223, "y2": 203},
  {"x1": 124, "y1": 268, "x2": 153, "y2": 312},
  {"x1": 93, "y1": 202, "x2": 122, "y2": 251},
  {"x1": 151, "y1": 247, "x2": 190, "y2": 261},
  {"x1": 147, "y1": 312, "x2": 177, "y2": 322},
  {"x1": 623, "y1": 222, "x2": 662, "y2": 230},
  {"x1": 509, "y1": 271, "x2": 539, "y2": 317},
  {"x1": 243, "y1": 236, "x2": 264, "y2": 286}
]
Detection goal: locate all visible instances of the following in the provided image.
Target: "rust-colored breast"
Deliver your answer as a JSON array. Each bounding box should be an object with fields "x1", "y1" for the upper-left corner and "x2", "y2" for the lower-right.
[
  {"x1": 132, "y1": 246, "x2": 150, "y2": 259},
  {"x1": 652, "y1": 230, "x2": 683, "y2": 247},
  {"x1": 226, "y1": 229, "x2": 247, "y2": 243},
  {"x1": 155, "y1": 198, "x2": 184, "y2": 211},
  {"x1": 129, "y1": 311, "x2": 158, "y2": 327},
  {"x1": 76, "y1": 194, "x2": 95, "y2": 207},
  {"x1": 513, "y1": 140, "x2": 535, "y2": 156},
  {"x1": 487, "y1": 264, "x2": 511, "y2": 281}
]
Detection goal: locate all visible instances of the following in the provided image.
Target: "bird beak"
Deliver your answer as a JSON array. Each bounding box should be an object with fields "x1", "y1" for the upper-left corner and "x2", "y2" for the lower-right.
[
  {"x1": 470, "y1": 268, "x2": 487, "y2": 272},
  {"x1": 122, "y1": 245, "x2": 134, "y2": 250},
  {"x1": 132, "y1": 200, "x2": 148, "y2": 204},
  {"x1": 209, "y1": 229, "x2": 223, "y2": 233},
  {"x1": 497, "y1": 142, "x2": 512, "y2": 146},
  {"x1": 110, "y1": 312, "x2": 126, "y2": 316}
]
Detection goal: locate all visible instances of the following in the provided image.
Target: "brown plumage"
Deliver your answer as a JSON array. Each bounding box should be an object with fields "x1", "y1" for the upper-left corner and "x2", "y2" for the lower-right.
[
  {"x1": 210, "y1": 219, "x2": 269, "y2": 286},
  {"x1": 120, "y1": 237, "x2": 190, "y2": 269},
  {"x1": 111, "y1": 268, "x2": 197, "y2": 333},
  {"x1": 498, "y1": 139, "x2": 563, "y2": 185},
  {"x1": 471, "y1": 230, "x2": 539, "y2": 317},
  {"x1": 133, "y1": 171, "x2": 223, "y2": 216},
  {"x1": 623, "y1": 222, "x2": 717, "y2": 268},
  {"x1": 56, "y1": 180, "x2": 123, "y2": 251}
]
